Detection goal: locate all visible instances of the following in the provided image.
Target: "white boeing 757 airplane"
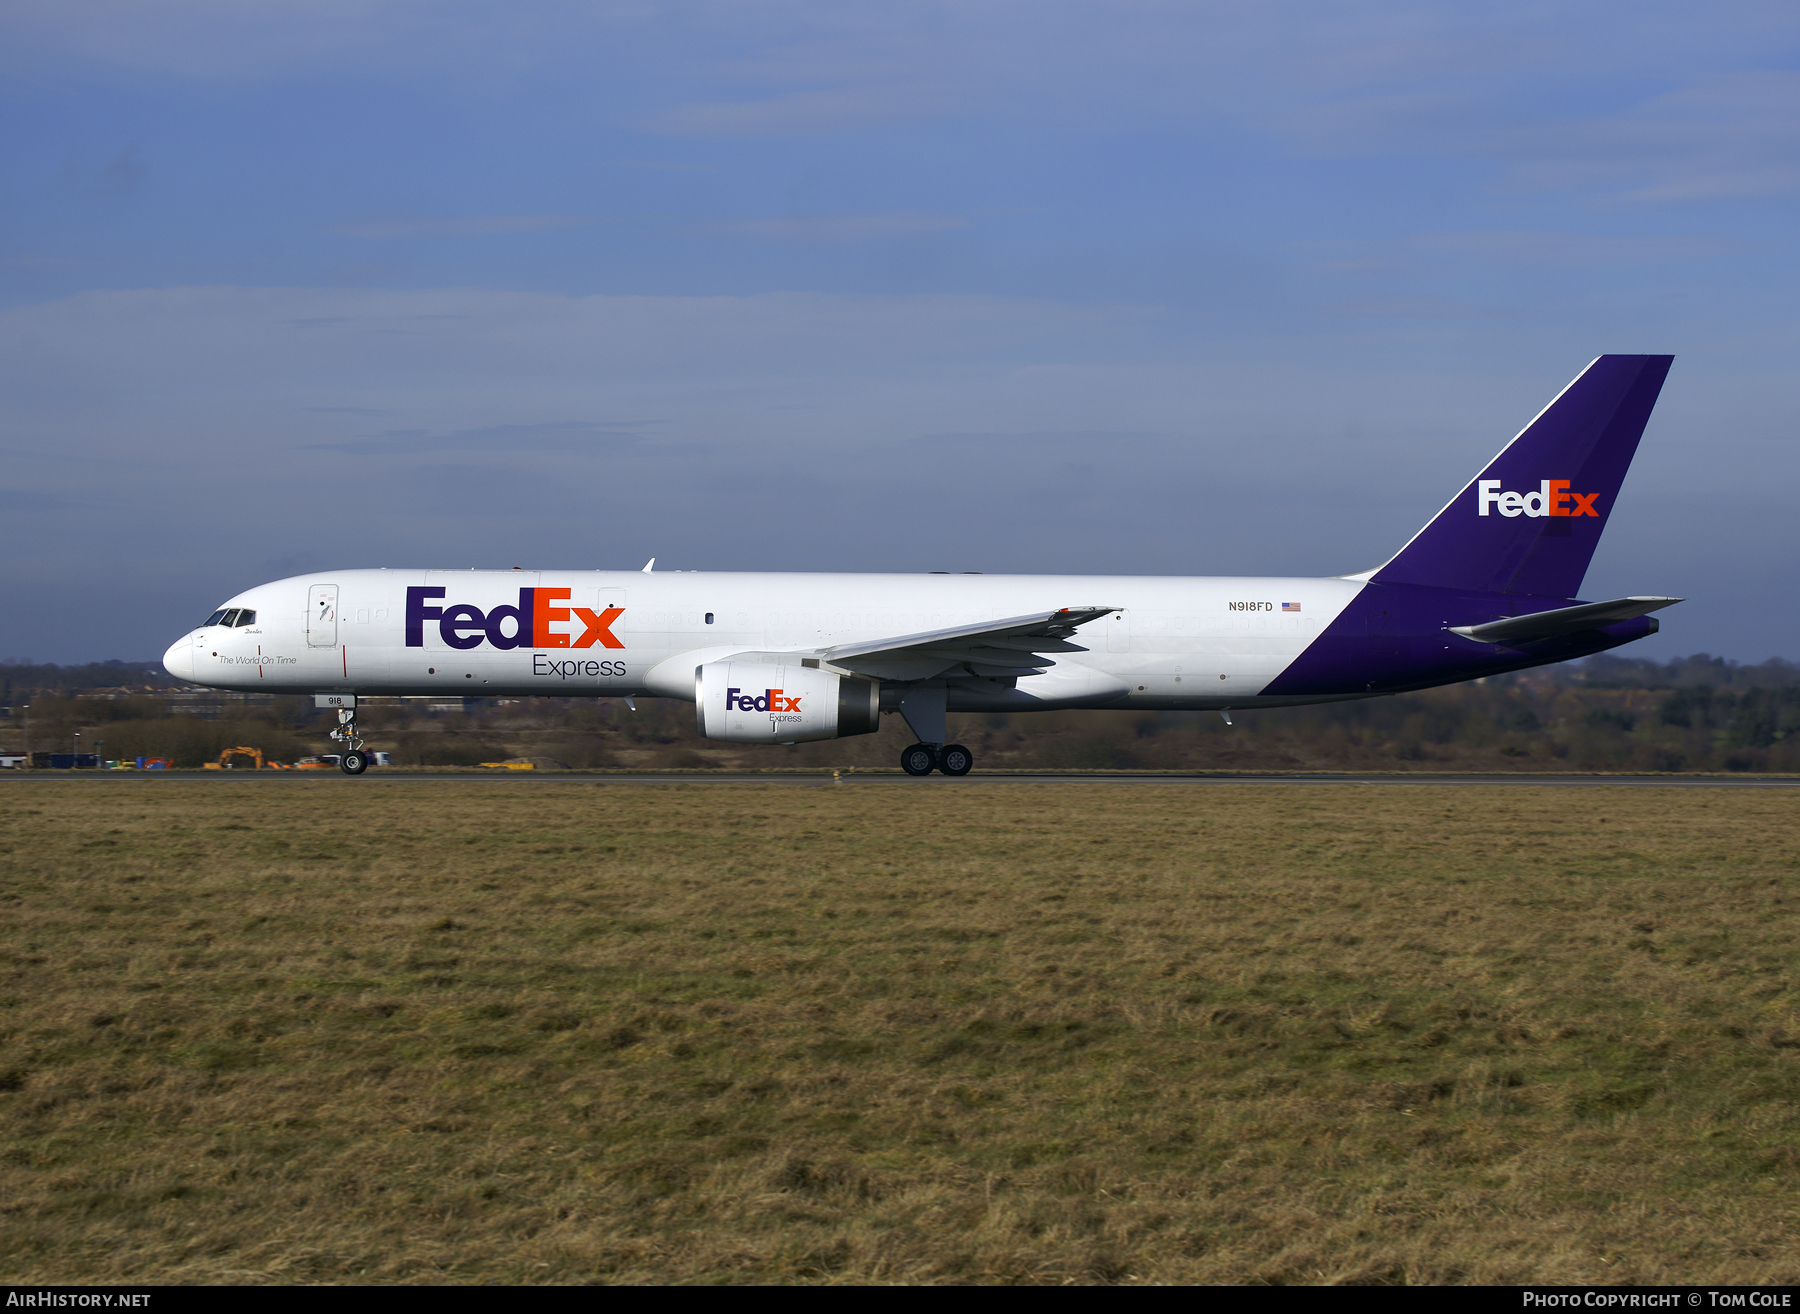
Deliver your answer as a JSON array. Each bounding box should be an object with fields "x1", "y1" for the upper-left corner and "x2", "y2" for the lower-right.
[{"x1": 165, "y1": 356, "x2": 1680, "y2": 775}]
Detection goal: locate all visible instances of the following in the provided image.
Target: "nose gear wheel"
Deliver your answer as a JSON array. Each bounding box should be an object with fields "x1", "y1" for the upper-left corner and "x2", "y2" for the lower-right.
[{"x1": 330, "y1": 706, "x2": 369, "y2": 775}]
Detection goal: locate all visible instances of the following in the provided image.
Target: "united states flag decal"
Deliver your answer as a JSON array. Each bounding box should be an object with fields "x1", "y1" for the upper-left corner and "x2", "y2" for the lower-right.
[{"x1": 1282, "y1": 602, "x2": 1302, "y2": 612}]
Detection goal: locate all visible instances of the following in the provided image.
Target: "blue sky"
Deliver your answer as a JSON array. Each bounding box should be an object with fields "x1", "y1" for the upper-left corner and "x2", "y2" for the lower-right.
[{"x1": 3, "y1": 1, "x2": 1796, "y2": 664}]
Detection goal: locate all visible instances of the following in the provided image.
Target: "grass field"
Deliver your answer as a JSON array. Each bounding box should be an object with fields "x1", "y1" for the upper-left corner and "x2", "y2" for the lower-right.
[{"x1": 2, "y1": 780, "x2": 1797, "y2": 1285}]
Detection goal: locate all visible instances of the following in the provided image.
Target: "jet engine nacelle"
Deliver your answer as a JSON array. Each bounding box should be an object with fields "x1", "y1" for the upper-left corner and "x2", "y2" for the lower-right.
[{"x1": 694, "y1": 661, "x2": 881, "y2": 743}]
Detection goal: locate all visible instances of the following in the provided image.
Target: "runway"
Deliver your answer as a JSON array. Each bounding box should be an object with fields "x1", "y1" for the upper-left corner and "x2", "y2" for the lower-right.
[{"x1": 5, "y1": 769, "x2": 1798, "y2": 788}]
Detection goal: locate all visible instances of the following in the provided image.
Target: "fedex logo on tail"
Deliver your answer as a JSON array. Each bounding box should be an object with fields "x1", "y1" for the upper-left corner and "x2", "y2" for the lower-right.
[
  {"x1": 1477, "y1": 480, "x2": 1600, "y2": 519},
  {"x1": 405, "y1": 587, "x2": 624, "y2": 651}
]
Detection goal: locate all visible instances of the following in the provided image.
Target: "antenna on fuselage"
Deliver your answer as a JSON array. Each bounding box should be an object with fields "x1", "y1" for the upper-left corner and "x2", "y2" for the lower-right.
[{"x1": 641, "y1": 558, "x2": 655, "y2": 573}]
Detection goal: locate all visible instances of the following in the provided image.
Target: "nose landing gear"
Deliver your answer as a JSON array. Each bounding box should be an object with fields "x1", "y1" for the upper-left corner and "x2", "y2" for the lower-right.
[{"x1": 331, "y1": 707, "x2": 369, "y2": 775}]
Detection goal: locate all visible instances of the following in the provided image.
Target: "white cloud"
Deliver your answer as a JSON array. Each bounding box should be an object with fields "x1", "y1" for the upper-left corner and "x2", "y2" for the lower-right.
[
  {"x1": 329, "y1": 214, "x2": 597, "y2": 238},
  {"x1": 1503, "y1": 71, "x2": 1800, "y2": 202},
  {"x1": 12, "y1": 0, "x2": 1800, "y2": 198},
  {"x1": 4, "y1": 0, "x2": 441, "y2": 79},
  {"x1": 713, "y1": 212, "x2": 969, "y2": 244},
  {"x1": 652, "y1": 82, "x2": 957, "y2": 137},
  {"x1": 1313, "y1": 294, "x2": 1508, "y2": 319},
  {"x1": 1307, "y1": 231, "x2": 1742, "y2": 275},
  {"x1": 0, "y1": 284, "x2": 1166, "y2": 457},
  {"x1": 1271, "y1": 51, "x2": 1800, "y2": 204},
  {"x1": 1415, "y1": 232, "x2": 1740, "y2": 264}
]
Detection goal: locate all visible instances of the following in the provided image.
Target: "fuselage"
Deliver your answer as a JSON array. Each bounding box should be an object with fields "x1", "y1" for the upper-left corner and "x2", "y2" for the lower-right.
[{"x1": 161, "y1": 566, "x2": 1655, "y2": 712}]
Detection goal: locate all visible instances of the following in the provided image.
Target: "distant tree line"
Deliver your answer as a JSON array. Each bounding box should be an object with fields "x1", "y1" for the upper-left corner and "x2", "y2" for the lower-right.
[
  {"x1": 1533, "y1": 652, "x2": 1800, "y2": 691},
  {"x1": 3, "y1": 654, "x2": 1798, "y2": 771},
  {"x1": 0, "y1": 659, "x2": 176, "y2": 705},
  {"x1": 5, "y1": 652, "x2": 1792, "y2": 706}
]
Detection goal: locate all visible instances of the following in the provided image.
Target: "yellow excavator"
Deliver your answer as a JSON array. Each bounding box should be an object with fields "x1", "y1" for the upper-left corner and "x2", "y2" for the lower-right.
[{"x1": 206, "y1": 746, "x2": 264, "y2": 770}]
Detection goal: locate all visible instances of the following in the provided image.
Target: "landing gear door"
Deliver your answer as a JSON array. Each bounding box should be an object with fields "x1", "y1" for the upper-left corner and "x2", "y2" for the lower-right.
[{"x1": 307, "y1": 584, "x2": 339, "y2": 647}]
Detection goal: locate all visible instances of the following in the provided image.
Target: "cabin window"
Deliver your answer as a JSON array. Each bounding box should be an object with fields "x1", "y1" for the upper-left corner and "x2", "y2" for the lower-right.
[{"x1": 705, "y1": 613, "x2": 714, "y2": 625}]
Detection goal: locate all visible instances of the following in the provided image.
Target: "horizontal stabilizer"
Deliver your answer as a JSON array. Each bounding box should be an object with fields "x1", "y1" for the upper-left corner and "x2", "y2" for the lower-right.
[{"x1": 1449, "y1": 596, "x2": 1682, "y2": 646}]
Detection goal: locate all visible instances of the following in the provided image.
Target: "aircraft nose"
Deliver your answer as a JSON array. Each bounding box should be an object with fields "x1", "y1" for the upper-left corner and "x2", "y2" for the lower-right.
[{"x1": 162, "y1": 636, "x2": 194, "y2": 682}]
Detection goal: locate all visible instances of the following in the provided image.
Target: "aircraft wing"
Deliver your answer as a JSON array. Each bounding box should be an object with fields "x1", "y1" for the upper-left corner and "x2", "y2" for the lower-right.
[
  {"x1": 1448, "y1": 596, "x2": 1682, "y2": 646},
  {"x1": 805, "y1": 607, "x2": 1118, "y2": 682}
]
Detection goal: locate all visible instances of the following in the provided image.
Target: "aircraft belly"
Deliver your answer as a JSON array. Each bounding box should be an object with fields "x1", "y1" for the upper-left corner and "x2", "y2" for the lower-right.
[
  {"x1": 997, "y1": 660, "x2": 1131, "y2": 708},
  {"x1": 1104, "y1": 632, "x2": 1314, "y2": 702}
]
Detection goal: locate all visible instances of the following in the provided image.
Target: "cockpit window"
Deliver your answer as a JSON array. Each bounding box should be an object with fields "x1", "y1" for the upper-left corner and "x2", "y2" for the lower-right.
[
  {"x1": 203, "y1": 609, "x2": 229, "y2": 628},
  {"x1": 233, "y1": 610, "x2": 256, "y2": 627}
]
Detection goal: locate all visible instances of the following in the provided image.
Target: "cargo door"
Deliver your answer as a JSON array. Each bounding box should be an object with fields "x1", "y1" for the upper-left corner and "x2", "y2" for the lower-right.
[
  {"x1": 307, "y1": 584, "x2": 339, "y2": 647},
  {"x1": 521, "y1": 584, "x2": 625, "y2": 650},
  {"x1": 591, "y1": 587, "x2": 626, "y2": 650}
]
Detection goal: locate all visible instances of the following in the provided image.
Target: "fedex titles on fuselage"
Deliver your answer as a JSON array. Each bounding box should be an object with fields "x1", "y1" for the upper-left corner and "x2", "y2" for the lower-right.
[{"x1": 406, "y1": 586, "x2": 622, "y2": 651}]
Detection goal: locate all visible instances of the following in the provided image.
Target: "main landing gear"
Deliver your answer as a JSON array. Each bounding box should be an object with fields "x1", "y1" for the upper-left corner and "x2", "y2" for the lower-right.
[
  {"x1": 900, "y1": 742, "x2": 974, "y2": 777},
  {"x1": 331, "y1": 707, "x2": 369, "y2": 775}
]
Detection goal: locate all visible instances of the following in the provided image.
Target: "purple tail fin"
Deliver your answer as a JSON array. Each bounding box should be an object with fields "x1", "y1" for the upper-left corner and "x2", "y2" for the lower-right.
[{"x1": 1370, "y1": 355, "x2": 1673, "y2": 598}]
